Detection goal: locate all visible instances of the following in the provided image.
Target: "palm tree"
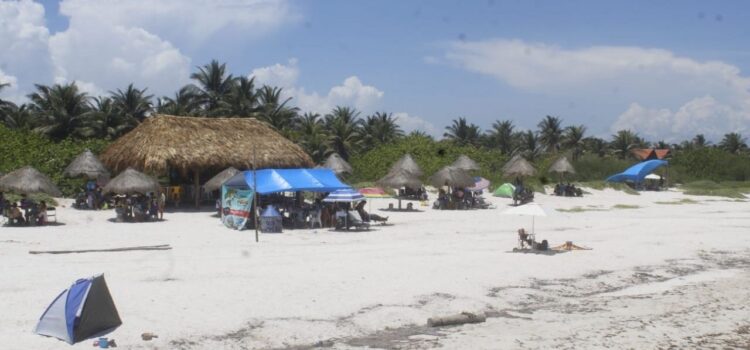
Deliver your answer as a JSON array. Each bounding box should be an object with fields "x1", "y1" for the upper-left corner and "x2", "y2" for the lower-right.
[
  {"x1": 27, "y1": 83, "x2": 91, "y2": 140},
  {"x1": 719, "y1": 132, "x2": 747, "y2": 154},
  {"x1": 408, "y1": 130, "x2": 433, "y2": 140},
  {"x1": 563, "y1": 125, "x2": 586, "y2": 160},
  {"x1": 1, "y1": 103, "x2": 35, "y2": 130},
  {"x1": 609, "y1": 130, "x2": 643, "y2": 159},
  {"x1": 324, "y1": 106, "x2": 362, "y2": 161},
  {"x1": 486, "y1": 120, "x2": 516, "y2": 155},
  {"x1": 157, "y1": 85, "x2": 201, "y2": 116},
  {"x1": 0, "y1": 82, "x2": 12, "y2": 109},
  {"x1": 537, "y1": 115, "x2": 564, "y2": 153},
  {"x1": 361, "y1": 112, "x2": 404, "y2": 150},
  {"x1": 692, "y1": 134, "x2": 710, "y2": 148},
  {"x1": 295, "y1": 112, "x2": 329, "y2": 163},
  {"x1": 518, "y1": 130, "x2": 542, "y2": 161},
  {"x1": 82, "y1": 97, "x2": 136, "y2": 139},
  {"x1": 444, "y1": 117, "x2": 481, "y2": 146},
  {"x1": 583, "y1": 137, "x2": 607, "y2": 157},
  {"x1": 256, "y1": 86, "x2": 298, "y2": 134},
  {"x1": 222, "y1": 76, "x2": 258, "y2": 117},
  {"x1": 110, "y1": 83, "x2": 153, "y2": 123},
  {"x1": 190, "y1": 60, "x2": 235, "y2": 115}
]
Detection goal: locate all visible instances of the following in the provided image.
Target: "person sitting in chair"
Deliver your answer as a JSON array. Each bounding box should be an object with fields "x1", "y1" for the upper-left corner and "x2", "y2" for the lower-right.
[
  {"x1": 518, "y1": 228, "x2": 533, "y2": 248},
  {"x1": 8, "y1": 203, "x2": 25, "y2": 225}
]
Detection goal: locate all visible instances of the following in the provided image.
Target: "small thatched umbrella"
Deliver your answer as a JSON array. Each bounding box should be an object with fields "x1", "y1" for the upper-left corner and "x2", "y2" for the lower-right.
[
  {"x1": 64, "y1": 149, "x2": 110, "y2": 179},
  {"x1": 429, "y1": 166, "x2": 475, "y2": 188},
  {"x1": 377, "y1": 168, "x2": 422, "y2": 190},
  {"x1": 389, "y1": 154, "x2": 423, "y2": 177},
  {"x1": 503, "y1": 157, "x2": 537, "y2": 178},
  {"x1": 501, "y1": 154, "x2": 523, "y2": 173},
  {"x1": 0, "y1": 166, "x2": 62, "y2": 197},
  {"x1": 451, "y1": 154, "x2": 480, "y2": 172},
  {"x1": 323, "y1": 153, "x2": 353, "y2": 175},
  {"x1": 103, "y1": 168, "x2": 160, "y2": 195},
  {"x1": 203, "y1": 167, "x2": 240, "y2": 192},
  {"x1": 548, "y1": 156, "x2": 576, "y2": 179}
]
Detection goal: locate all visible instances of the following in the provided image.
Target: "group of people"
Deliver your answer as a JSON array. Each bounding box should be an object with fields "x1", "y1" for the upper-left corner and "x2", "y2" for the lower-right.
[
  {"x1": 512, "y1": 178, "x2": 534, "y2": 205},
  {"x1": 114, "y1": 191, "x2": 165, "y2": 222},
  {"x1": 553, "y1": 183, "x2": 583, "y2": 197},
  {"x1": 74, "y1": 180, "x2": 108, "y2": 210},
  {"x1": 0, "y1": 192, "x2": 50, "y2": 226},
  {"x1": 434, "y1": 186, "x2": 490, "y2": 210}
]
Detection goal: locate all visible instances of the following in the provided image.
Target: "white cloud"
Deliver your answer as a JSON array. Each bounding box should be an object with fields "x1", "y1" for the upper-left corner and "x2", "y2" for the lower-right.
[
  {"x1": 0, "y1": 69, "x2": 21, "y2": 102},
  {"x1": 444, "y1": 38, "x2": 750, "y2": 140},
  {"x1": 0, "y1": 0, "x2": 295, "y2": 99},
  {"x1": 250, "y1": 60, "x2": 385, "y2": 114},
  {"x1": 393, "y1": 112, "x2": 439, "y2": 137},
  {"x1": 0, "y1": 0, "x2": 54, "y2": 95}
]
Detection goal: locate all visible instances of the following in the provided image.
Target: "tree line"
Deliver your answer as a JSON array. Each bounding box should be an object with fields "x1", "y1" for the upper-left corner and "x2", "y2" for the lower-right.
[{"x1": 1, "y1": 60, "x2": 748, "y2": 165}]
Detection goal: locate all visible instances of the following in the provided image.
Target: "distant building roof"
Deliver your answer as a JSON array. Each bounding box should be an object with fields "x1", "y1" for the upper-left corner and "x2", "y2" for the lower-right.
[{"x1": 631, "y1": 148, "x2": 671, "y2": 160}]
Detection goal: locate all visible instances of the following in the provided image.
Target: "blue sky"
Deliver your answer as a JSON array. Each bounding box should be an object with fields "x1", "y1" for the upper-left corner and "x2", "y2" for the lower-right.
[{"x1": 3, "y1": 0, "x2": 749, "y2": 141}]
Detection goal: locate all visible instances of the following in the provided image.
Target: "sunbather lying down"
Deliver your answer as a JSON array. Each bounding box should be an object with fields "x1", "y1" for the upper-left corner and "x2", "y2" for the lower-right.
[{"x1": 368, "y1": 213, "x2": 388, "y2": 224}]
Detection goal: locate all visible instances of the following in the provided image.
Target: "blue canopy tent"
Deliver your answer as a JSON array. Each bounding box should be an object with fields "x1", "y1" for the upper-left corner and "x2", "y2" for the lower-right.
[
  {"x1": 606, "y1": 160, "x2": 668, "y2": 184},
  {"x1": 223, "y1": 168, "x2": 350, "y2": 194}
]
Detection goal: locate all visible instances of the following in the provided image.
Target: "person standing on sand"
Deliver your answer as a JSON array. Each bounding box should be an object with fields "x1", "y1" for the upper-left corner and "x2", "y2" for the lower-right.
[{"x1": 158, "y1": 189, "x2": 166, "y2": 220}]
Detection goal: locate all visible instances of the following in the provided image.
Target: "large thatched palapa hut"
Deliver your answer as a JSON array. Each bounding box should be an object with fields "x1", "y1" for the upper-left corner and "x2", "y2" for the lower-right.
[{"x1": 100, "y1": 115, "x2": 314, "y2": 206}]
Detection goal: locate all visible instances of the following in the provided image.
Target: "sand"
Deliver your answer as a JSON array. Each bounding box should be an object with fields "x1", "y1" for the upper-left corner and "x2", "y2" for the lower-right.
[{"x1": 1, "y1": 188, "x2": 748, "y2": 349}]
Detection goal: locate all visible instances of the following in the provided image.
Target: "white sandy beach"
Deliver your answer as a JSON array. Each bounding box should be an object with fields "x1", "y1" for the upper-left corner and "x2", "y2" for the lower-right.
[{"x1": 1, "y1": 188, "x2": 749, "y2": 349}]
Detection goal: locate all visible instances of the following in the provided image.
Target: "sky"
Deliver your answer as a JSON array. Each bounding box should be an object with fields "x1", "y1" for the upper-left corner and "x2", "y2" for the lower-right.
[{"x1": 1, "y1": 0, "x2": 749, "y2": 142}]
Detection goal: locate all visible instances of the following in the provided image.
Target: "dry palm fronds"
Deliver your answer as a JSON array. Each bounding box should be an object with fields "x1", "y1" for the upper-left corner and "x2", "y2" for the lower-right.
[{"x1": 0, "y1": 166, "x2": 62, "y2": 196}]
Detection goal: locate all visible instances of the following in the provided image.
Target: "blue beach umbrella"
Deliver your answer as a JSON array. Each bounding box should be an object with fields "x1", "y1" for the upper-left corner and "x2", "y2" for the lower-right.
[{"x1": 323, "y1": 188, "x2": 364, "y2": 203}]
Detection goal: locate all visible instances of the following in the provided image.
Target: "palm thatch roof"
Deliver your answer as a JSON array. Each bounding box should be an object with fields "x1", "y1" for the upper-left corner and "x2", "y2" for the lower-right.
[
  {"x1": 100, "y1": 115, "x2": 314, "y2": 175},
  {"x1": 501, "y1": 154, "x2": 523, "y2": 173},
  {"x1": 376, "y1": 168, "x2": 422, "y2": 190},
  {"x1": 0, "y1": 166, "x2": 62, "y2": 196},
  {"x1": 451, "y1": 154, "x2": 480, "y2": 171},
  {"x1": 503, "y1": 157, "x2": 537, "y2": 177},
  {"x1": 548, "y1": 156, "x2": 576, "y2": 174},
  {"x1": 203, "y1": 167, "x2": 240, "y2": 192},
  {"x1": 322, "y1": 153, "x2": 353, "y2": 175},
  {"x1": 389, "y1": 154, "x2": 423, "y2": 177},
  {"x1": 428, "y1": 166, "x2": 475, "y2": 188},
  {"x1": 103, "y1": 168, "x2": 161, "y2": 195},
  {"x1": 64, "y1": 149, "x2": 111, "y2": 179}
]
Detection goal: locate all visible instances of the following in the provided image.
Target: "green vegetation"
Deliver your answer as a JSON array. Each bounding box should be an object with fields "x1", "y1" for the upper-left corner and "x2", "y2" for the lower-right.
[
  {"x1": 0, "y1": 125, "x2": 109, "y2": 196},
  {"x1": 654, "y1": 198, "x2": 699, "y2": 205},
  {"x1": 612, "y1": 204, "x2": 640, "y2": 209},
  {"x1": 679, "y1": 181, "x2": 750, "y2": 199},
  {"x1": 557, "y1": 206, "x2": 608, "y2": 213},
  {"x1": 578, "y1": 180, "x2": 640, "y2": 195}
]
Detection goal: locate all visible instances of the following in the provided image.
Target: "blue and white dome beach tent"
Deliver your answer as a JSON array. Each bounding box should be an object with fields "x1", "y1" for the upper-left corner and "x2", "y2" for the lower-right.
[{"x1": 35, "y1": 275, "x2": 122, "y2": 344}]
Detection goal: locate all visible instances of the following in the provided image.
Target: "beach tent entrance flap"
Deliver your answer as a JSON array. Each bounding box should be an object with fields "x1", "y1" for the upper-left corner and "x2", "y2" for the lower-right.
[{"x1": 35, "y1": 275, "x2": 121, "y2": 344}]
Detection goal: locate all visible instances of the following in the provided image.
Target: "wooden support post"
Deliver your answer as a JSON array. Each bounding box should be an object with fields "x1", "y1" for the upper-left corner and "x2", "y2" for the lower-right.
[
  {"x1": 253, "y1": 145, "x2": 259, "y2": 242},
  {"x1": 194, "y1": 169, "x2": 200, "y2": 208}
]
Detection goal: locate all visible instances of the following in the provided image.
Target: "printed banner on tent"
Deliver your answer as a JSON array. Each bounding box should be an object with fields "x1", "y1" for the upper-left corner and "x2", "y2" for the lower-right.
[{"x1": 221, "y1": 186, "x2": 254, "y2": 230}]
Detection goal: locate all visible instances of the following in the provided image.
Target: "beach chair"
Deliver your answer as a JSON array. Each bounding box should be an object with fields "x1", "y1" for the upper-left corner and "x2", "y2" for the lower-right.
[
  {"x1": 347, "y1": 211, "x2": 370, "y2": 231},
  {"x1": 46, "y1": 207, "x2": 57, "y2": 223}
]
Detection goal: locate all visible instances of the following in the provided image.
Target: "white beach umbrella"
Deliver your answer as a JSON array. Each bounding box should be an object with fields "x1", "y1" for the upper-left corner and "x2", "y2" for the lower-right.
[{"x1": 501, "y1": 202, "x2": 554, "y2": 234}]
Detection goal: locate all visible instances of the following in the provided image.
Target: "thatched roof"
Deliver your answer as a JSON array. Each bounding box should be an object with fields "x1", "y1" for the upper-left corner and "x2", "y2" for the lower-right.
[
  {"x1": 100, "y1": 115, "x2": 314, "y2": 175},
  {"x1": 428, "y1": 166, "x2": 475, "y2": 188},
  {"x1": 548, "y1": 156, "x2": 576, "y2": 174},
  {"x1": 503, "y1": 157, "x2": 536, "y2": 177},
  {"x1": 0, "y1": 166, "x2": 62, "y2": 196},
  {"x1": 451, "y1": 154, "x2": 480, "y2": 171},
  {"x1": 203, "y1": 167, "x2": 240, "y2": 192},
  {"x1": 103, "y1": 168, "x2": 161, "y2": 195},
  {"x1": 376, "y1": 168, "x2": 422, "y2": 190},
  {"x1": 322, "y1": 153, "x2": 353, "y2": 175},
  {"x1": 389, "y1": 154, "x2": 423, "y2": 177},
  {"x1": 64, "y1": 149, "x2": 111, "y2": 179},
  {"x1": 501, "y1": 154, "x2": 522, "y2": 173}
]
